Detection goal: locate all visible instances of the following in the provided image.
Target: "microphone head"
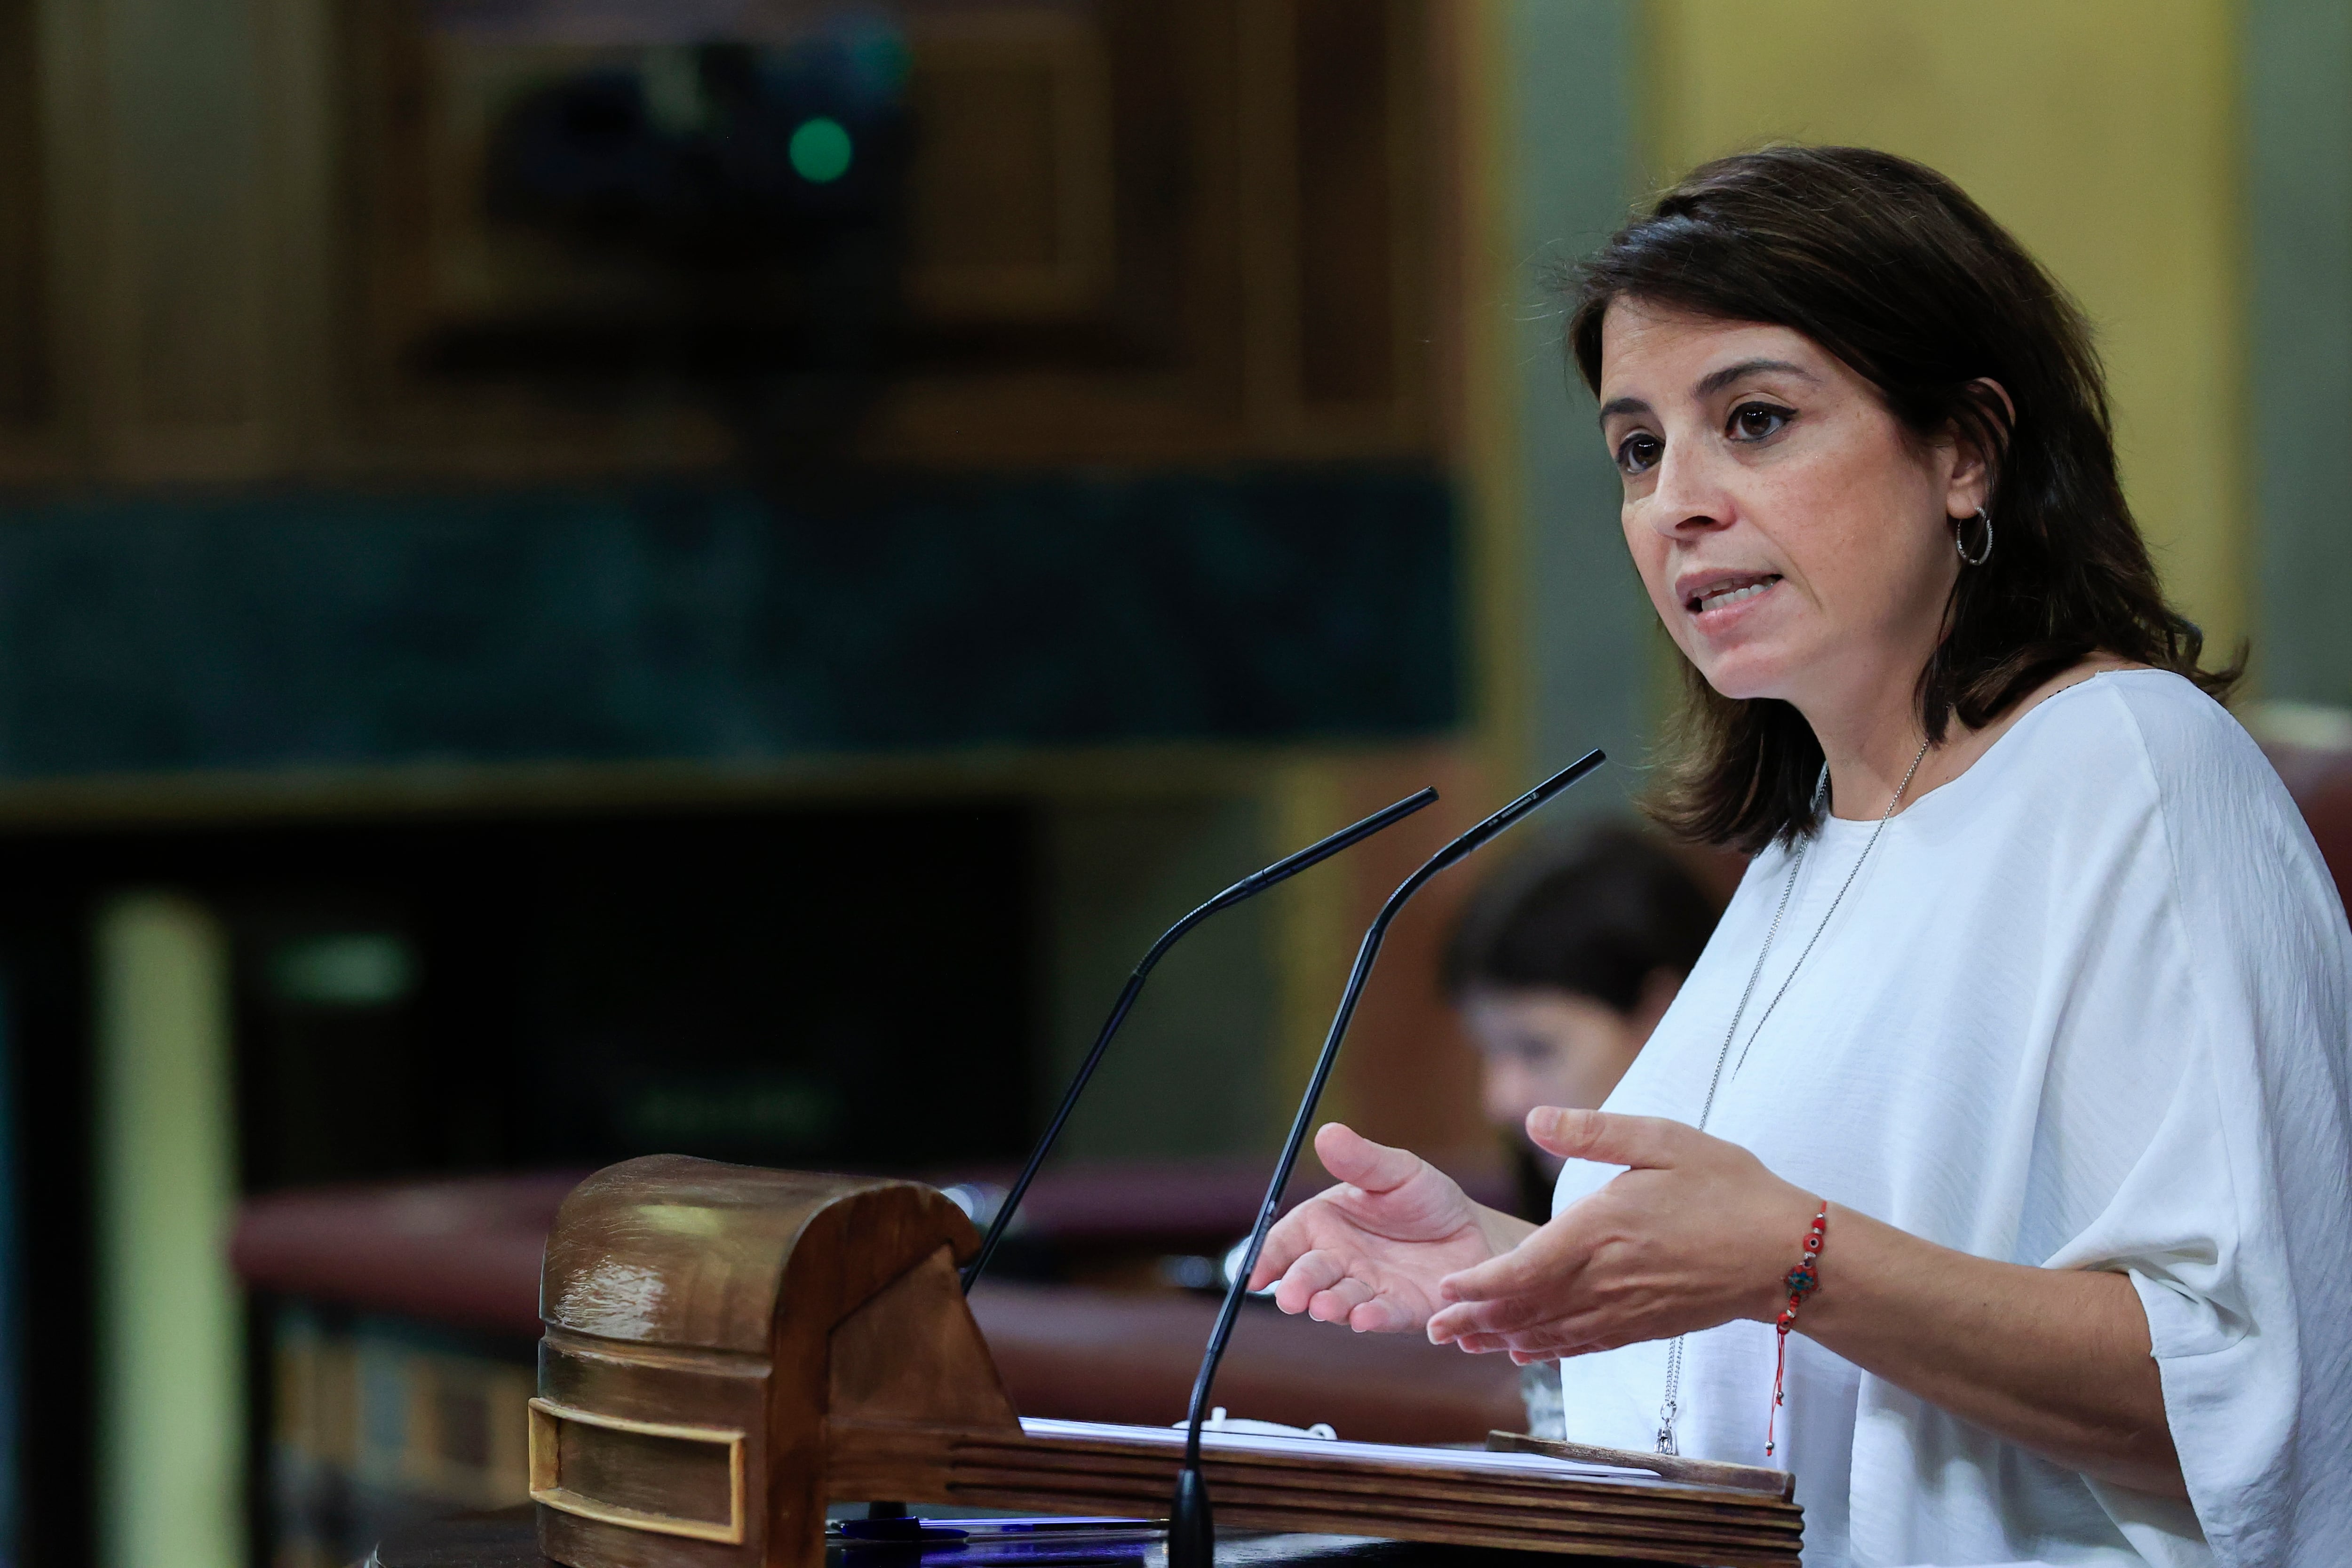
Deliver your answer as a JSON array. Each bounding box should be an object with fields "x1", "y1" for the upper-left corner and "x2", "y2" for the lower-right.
[
  {"x1": 1445, "y1": 749, "x2": 1608, "y2": 864},
  {"x1": 1490, "y1": 748, "x2": 1605, "y2": 830}
]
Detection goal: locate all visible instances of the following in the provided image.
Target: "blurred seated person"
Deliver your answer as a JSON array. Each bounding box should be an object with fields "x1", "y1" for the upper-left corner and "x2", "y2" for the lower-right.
[{"x1": 1443, "y1": 829, "x2": 1719, "y2": 1224}]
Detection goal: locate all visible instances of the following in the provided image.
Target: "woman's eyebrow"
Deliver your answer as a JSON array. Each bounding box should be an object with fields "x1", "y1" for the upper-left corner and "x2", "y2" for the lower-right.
[
  {"x1": 1693, "y1": 357, "x2": 1817, "y2": 398},
  {"x1": 1597, "y1": 358, "x2": 1818, "y2": 426}
]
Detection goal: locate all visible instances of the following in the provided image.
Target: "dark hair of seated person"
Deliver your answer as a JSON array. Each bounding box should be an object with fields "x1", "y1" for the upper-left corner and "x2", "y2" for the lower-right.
[{"x1": 1444, "y1": 826, "x2": 1720, "y2": 1221}]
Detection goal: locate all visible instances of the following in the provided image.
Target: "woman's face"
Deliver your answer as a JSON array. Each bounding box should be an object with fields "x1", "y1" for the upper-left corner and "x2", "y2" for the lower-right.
[
  {"x1": 1597, "y1": 300, "x2": 1986, "y2": 716},
  {"x1": 1463, "y1": 986, "x2": 1651, "y2": 1126}
]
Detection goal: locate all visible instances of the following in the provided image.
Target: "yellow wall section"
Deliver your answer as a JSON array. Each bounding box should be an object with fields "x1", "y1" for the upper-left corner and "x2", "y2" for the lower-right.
[
  {"x1": 96, "y1": 894, "x2": 244, "y2": 1568},
  {"x1": 1642, "y1": 0, "x2": 2247, "y2": 660}
]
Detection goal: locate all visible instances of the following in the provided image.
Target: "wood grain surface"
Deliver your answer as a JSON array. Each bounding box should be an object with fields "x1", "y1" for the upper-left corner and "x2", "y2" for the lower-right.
[{"x1": 531, "y1": 1158, "x2": 1802, "y2": 1568}]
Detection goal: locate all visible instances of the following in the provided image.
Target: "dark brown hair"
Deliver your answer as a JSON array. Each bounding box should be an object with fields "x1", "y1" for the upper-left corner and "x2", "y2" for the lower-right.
[
  {"x1": 1442, "y1": 826, "x2": 1717, "y2": 1011},
  {"x1": 1566, "y1": 145, "x2": 2237, "y2": 852}
]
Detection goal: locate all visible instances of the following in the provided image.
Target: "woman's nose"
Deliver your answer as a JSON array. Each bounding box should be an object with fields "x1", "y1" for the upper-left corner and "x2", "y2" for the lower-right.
[
  {"x1": 1641, "y1": 443, "x2": 1734, "y2": 539},
  {"x1": 1482, "y1": 1065, "x2": 1531, "y2": 1127}
]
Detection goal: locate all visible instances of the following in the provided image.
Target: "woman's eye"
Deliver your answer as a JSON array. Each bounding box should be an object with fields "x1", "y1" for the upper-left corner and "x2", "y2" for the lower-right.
[
  {"x1": 1615, "y1": 432, "x2": 1662, "y2": 474},
  {"x1": 1729, "y1": 402, "x2": 1793, "y2": 441}
]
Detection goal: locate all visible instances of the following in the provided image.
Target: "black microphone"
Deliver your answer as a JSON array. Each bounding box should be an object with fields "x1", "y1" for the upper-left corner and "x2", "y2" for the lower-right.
[
  {"x1": 960, "y1": 784, "x2": 1441, "y2": 1292},
  {"x1": 1166, "y1": 749, "x2": 1606, "y2": 1568}
]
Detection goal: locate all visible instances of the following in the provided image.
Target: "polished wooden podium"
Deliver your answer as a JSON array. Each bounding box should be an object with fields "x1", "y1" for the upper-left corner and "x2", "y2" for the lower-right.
[
  {"x1": 526, "y1": 1156, "x2": 1802, "y2": 1568},
  {"x1": 368, "y1": 1506, "x2": 1717, "y2": 1568}
]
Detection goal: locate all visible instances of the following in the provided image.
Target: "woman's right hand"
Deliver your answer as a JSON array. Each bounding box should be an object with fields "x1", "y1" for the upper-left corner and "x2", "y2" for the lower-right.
[{"x1": 1248, "y1": 1122, "x2": 1536, "y2": 1333}]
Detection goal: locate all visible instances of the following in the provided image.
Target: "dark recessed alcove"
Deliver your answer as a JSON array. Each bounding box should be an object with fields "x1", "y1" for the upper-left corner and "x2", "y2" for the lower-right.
[
  {"x1": 12, "y1": 800, "x2": 1038, "y2": 1187},
  {"x1": 0, "y1": 797, "x2": 1036, "y2": 1566}
]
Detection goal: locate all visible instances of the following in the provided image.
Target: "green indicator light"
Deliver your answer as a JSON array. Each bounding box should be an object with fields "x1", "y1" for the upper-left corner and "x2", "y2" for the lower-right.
[{"x1": 788, "y1": 117, "x2": 853, "y2": 183}]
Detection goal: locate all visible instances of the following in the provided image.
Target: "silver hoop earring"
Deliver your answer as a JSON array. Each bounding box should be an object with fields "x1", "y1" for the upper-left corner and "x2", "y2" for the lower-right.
[{"x1": 1955, "y1": 507, "x2": 1994, "y2": 567}]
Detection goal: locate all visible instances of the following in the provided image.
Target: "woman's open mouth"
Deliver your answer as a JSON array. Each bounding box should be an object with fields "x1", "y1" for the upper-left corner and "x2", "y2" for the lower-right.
[{"x1": 1687, "y1": 574, "x2": 1782, "y2": 618}]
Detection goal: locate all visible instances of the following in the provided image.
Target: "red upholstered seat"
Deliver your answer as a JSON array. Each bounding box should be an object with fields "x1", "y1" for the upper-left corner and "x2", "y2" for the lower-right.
[
  {"x1": 230, "y1": 1160, "x2": 1524, "y2": 1450},
  {"x1": 2265, "y1": 740, "x2": 2352, "y2": 917}
]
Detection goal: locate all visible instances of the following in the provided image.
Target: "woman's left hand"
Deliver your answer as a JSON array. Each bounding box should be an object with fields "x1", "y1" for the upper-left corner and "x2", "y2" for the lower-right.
[{"x1": 1425, "y1": 1106, "x2": 1819, "y2": 1362}]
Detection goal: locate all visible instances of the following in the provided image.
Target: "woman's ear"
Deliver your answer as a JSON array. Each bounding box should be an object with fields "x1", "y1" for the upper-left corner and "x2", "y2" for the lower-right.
[{"x1": 1946, "y1": 377, "x2": 2015, "y2": 517}]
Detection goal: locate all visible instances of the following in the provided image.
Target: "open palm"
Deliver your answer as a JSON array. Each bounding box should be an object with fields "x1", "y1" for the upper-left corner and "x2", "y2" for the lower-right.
[{"x1": 1248, "y1": 1122, "x2": 1526, "y2": 1333}]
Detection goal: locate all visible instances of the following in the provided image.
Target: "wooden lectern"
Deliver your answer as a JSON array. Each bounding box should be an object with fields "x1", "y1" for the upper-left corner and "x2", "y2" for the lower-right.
[{"x1": 527, "y1": 1156, "x2": 1803, "y2": 1568}]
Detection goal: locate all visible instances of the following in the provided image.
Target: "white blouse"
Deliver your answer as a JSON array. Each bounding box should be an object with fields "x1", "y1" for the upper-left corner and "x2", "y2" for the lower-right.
[{"x1": 1551, "y1": 671, "x2": 2352, "y2": 1568}]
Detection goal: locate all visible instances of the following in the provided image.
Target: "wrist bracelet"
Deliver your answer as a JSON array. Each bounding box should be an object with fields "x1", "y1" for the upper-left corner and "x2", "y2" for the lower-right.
[{"x1": 1766, "y1": 1201, "x2": 1828, "y2": 1458}]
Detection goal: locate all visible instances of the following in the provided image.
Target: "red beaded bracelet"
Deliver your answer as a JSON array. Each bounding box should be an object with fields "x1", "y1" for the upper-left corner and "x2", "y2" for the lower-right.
[{"x1": 1766, "y1": 1201, "x2": 1828, "y2": 1458}]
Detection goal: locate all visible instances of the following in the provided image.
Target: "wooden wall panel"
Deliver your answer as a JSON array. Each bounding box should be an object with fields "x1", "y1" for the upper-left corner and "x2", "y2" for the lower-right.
[
  {"x1": 47, "y1": 0, "x2": 285, "y2": 481},
  {"x1": 10, "y1": 0, "x2": 1450, "y2": 484},
  {"x1": 0, "y1": 0, "x2": 61, "y2": 483},
  {"x1": 1294, "y1": 0, "x2": 1395, "y2": 409},
  {"x1": 0, "y1": 0, "x2": 48, "y2": 431},
  {"x1": 905, "y1": 8, "x2": 1115, "y2": 321},
  {"x1": 1235, "y1": 0, "x2": 1432, "y2": 459}
]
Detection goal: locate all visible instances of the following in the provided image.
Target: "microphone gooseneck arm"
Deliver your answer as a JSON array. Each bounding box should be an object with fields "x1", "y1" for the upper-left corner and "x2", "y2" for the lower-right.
[
  {"x1": 1166, "y1": 749, "x2": 1605, "y2": 1568},
  {"x1": 961, "y1": 785, "x2": 1440, "y2": 1293}
]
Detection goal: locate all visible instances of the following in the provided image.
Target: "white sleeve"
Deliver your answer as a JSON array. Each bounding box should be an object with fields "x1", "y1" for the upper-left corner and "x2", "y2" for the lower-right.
[{"x1": 2044, "y1": 688, "x2": 2352, "y2": 1568}]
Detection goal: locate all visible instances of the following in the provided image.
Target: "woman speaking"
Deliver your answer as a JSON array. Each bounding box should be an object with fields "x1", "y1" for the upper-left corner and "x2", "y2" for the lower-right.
[{"x1": 1251, "y1": 148, "x2": 2351, "y2": 1568}]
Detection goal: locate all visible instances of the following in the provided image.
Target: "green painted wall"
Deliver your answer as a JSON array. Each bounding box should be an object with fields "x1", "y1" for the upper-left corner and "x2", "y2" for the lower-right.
[
  {"x1": 2249, "y1": 0, "x2": 2352, "y2": 706},
  {"x1": 1508, "y1": 0, "x2": 1651, "y2": 817}
]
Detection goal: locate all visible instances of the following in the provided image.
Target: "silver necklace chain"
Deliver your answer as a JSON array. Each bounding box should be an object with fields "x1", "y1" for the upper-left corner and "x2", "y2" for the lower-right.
[{"x1": 1653, "y1": 736, "x2": 1932, "y2": 1457}]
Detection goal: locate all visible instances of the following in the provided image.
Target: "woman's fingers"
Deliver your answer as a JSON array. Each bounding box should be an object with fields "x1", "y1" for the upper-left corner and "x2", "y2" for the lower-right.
[
  {"x1": 1272, "y1": 1248, "x2": 1426, "y2": 1332},
  {"x1": 1466, "y1": 1324, "x2": 1607, "y2": 1360},
  {"x1": 1426, "y1": 1282, "x2": 1570, "y2": 1343},
  {"x1": 1269, "y1": 1248, "x2": 1350, "y2": 1315},
  {"x1": 1306, "y1": 1274, "x2": 1377, "y2": 1324},
  {"x1": 1312, "y1": 1121, "x2": 1426, "y2": 1195},
  {"x1": 1347, "y1": 1294, "x2": 1421, "y2": 1334},
  {"x1": 1524, "y1": 1106, "x2": 1694, "y2": 1169},
  {"x1": 1433, "y1": 1217, "x2": 1582, "y2": 1307},
  {"x1": 1248, "y1": 1213, "x2": 1312, "y2": 1290}
]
